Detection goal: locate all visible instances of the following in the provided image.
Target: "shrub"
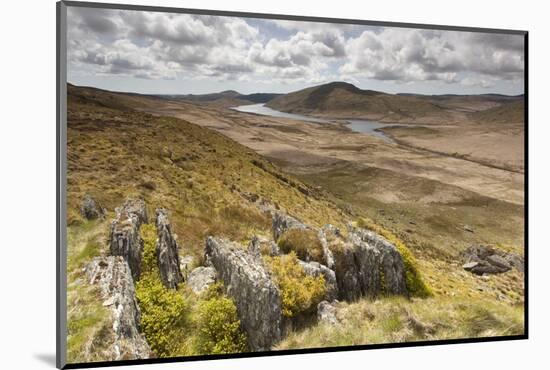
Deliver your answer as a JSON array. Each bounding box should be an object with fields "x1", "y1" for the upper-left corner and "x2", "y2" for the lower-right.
[
  {"x1": 135, "y1": 224, "x2": 189, "y2": 357},
  {"x1": 195, "y1": 284, "x2": 248, "y2": 355},
  {"x1": 277, "y1": 228, "x2": 324, "y2": 264},
  {"x1": 264, "y1": 252, "x2": 326, "y2": 317},
  {"x1": 356, "y1": 218, "x2": 432, "y2": 298}
]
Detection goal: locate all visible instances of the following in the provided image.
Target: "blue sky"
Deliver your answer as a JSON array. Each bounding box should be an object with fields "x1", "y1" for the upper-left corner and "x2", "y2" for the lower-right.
[{"x1": 67, "y1": 7, "x2": 525, "y2": 96}]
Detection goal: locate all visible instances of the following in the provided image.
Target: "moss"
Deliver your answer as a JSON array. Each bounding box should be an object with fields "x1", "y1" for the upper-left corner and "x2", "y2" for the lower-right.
[
  {"x1": 135, "y1": 223, "x2": 189, "y2": 358},
  {"x1": 264, "y1": 252, "x2": 326, "y2": 317},
  {"x1": 277, "y1": 228, "x2": 324, "y2": 264},
  {"x1": 356, "y1": 218, "x2": 433, "y2": 298}
]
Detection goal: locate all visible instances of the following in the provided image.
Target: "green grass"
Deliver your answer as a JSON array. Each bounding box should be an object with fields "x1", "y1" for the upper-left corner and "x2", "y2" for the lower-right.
[{"x1": 276, "y1": 295, "x2": 524, "y2": 349}]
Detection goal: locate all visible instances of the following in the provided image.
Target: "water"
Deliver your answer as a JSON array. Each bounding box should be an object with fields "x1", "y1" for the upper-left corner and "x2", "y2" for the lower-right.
[
  {"x1": 231, "y1": 103, "x2": 331, "y2": 124},
  {"x1": 231, "y1": 103, "x2": 401, "y2": 142}
]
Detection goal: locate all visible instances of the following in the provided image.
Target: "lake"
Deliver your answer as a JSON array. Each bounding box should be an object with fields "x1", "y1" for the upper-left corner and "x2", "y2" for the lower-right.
[{"x1": 231, "y1": 103, "x2": 403, "y2": 143}]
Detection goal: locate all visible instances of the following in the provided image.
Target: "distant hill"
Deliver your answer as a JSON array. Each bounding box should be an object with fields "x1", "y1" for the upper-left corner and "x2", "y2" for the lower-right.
[
  {"x1": 266, "y1": 82, "x2": 452, "y2": 123},
  {"x1": 470, "y1": 100, "x2": 525, "y2": 123},
  {"x1": 157, "y1": 91, "x2": 282, "y2": 105}
]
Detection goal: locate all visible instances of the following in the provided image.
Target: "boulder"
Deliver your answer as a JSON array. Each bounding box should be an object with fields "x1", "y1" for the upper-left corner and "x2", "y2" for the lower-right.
[
  {"x1": 326, "y1": 225, "x2": 408, "y2": 300},
  {"x1": 155, "y1": 208, "x2": 183, "y2": 289},
  {"x1": 80, "y1": 194, "x2": 105, "y2": 220},
  {"x1": 109, "y1": 199, "x2": 147, "y2": 280},
  {"x1": 317, "y1": 301, "x2": 338, "y2": 326},
  {"x1": 187, "y1": 266, "x2": 217, "y2": 294},
  {"x1": 85, "y1": 256, "x2": 152, "y2": 360},
  {"x1": 205, "y1": 237, "x2": 282, "y2": 351},
  {"x1": 272, "y1": 212, "x2": 308, "y2": 241},
  {"x1": 298, "y1": 261, "x2": 338, "y2": 301},
  {"x1": 352, "y1": 228, "x2": 408, "y2": 296},
  {"x1": 462, "y1": 245, "x2": 523, "y2": 275}
]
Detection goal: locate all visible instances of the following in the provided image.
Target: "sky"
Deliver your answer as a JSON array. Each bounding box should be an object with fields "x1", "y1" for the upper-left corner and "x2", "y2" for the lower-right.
[{"x1": 67, "y1": 6, "x2": 525, "y2": 96}]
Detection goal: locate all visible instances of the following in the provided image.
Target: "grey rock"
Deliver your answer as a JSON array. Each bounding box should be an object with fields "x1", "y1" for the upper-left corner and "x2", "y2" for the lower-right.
[
  {"x1": 463, "y1": 261, "x2": 479, "y2": 271},
  {"x1": 205, "y1": 237, "x2": 282, "y2": 351},
  {"x1": 462, "y1": 245, "x2": 522, "y2": 275},
  {"x1": 85, "y1": 256, "x2": 152, "y2": 360},
  {"x1": 155, "y1": 208, "x2": 183, "y2": 289},
  {"x1": 318, "y1": 225, "x2": 337, "y2": 269},
  {"x1": 353, "y1": 228, "x2": 408, "y2": 295},
  {"x1": 486, "y1": 254, "x2": 511, "y2": 270},
  {"x1": 317, "y1": 301, "x2": 338, "y2": 326},
  {"x1": 187, "y1": 266, "x2": 217, "y2": 294},
  {"x1": 298, "y1": 260, "x2": 338, "y2": 301},
  {"x1": 109, "y1": 200, "x2": 147, "y2": 280},
  {"x1": 80, "y1": 194, "x2": 105, "y2": 220},
  {"x1": 272, "y1": 212, "x2": 308, "y2": 241},
  {"x1": 328, "y1": 225, "x2": 408, "y2": 300}
]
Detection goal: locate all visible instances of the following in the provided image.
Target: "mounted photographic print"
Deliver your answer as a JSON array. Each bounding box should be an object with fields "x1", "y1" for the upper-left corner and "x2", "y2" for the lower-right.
[{"x1": 56, "y1": 1, "x2": 527, "y2": 368}]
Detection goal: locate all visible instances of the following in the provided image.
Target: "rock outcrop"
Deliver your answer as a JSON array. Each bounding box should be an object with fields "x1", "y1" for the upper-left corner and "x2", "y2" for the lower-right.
[
  {"x1": 272, "y1": 212, "x2": 308, "y2": 241},
  {"x1": 80, "y1": 194, "x2": 105, "y2": 220},
  {"x1": 85, "y1": 256, "x2": 152, "y2": 360},
  {"x1": 299, "y1": 260, "x2": 338, "y2": 301},
  {"x1": 462, "y1": 245, "x2": 524, "y2": 275},
  {"x1": 187, "y1": 266, "x2": 217, "y2": 294},
  {"x1": 155, "y1": 208, "x2": 183, "y2": 289},
  {"x1": 322, "y1": 225, "x2": 408, "y2": 300},
  {"x1": 109, "y1": 199, "x2": 147, "y2": 280},
  {"x1": 205, "y1": 237, "x2": 282, "y2": 351}
]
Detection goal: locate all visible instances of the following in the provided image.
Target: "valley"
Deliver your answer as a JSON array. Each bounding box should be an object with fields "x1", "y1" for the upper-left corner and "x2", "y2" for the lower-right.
[{"x1": 66, "y1": 81, "x2": 525, "y2": 363}]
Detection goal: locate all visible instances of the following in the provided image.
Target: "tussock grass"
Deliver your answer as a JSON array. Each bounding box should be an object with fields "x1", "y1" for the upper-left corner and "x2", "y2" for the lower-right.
[{"x1": 276, "y1": 295, "x2": 524, "y2": 349}]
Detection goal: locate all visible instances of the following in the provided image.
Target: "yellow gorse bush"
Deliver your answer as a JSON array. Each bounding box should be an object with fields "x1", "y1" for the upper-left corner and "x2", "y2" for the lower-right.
[{"x1": 265, "y1": 252, "x2": 326, "y2": 318}]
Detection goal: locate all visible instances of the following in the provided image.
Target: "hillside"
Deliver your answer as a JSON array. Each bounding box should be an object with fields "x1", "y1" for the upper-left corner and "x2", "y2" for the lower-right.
[
  {"x1": 266, "y1": 82, "x2": 454, "y2": 123},
  {"x1": 66, "y1": 84, "x2": 524, "y2": 364},
  {"x1": 470, "y1": 100, "x2": 525, "y2": 123},
  {"x1": 157, "y1": 90, "x2": 281, "y2": 105}
]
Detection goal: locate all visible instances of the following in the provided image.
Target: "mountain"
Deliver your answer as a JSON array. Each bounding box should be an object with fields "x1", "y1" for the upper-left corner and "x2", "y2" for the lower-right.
[{"x1": 266, "y1": 82, "x2": 452, "y2": 123}]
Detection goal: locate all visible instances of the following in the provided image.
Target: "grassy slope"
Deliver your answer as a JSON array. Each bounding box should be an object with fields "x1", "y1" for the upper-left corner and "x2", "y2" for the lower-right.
[
  {"x1": 66, "y1": 85, "x2": 523, "y2": 359},
  {"x1": 470, "y1": 100, "x2": 525, "y2": 123}
]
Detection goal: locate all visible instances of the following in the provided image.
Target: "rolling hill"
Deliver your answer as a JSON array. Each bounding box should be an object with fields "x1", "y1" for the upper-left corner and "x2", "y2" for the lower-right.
[{"x1": 265, "y1": 82, "x2": 456, "y2": 123}]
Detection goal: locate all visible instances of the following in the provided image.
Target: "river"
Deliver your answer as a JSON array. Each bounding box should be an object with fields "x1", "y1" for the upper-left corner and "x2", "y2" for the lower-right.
[{"x1": 231, "y1": 103, "x2": 404, "y2": 143}]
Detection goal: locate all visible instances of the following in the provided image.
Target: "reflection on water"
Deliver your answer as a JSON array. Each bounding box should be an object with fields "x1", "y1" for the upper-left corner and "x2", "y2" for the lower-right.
[{"x1": 231, "y1": 103, "x2": 402, "y2": 142}]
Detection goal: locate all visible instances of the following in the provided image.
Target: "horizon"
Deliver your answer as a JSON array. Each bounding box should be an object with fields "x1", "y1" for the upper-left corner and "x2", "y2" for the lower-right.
[
  {"x1": 67, "y1": 81, "x2": 525, "y2": 98},
  {"x1": 67, "y1": 7, "x2": 525, "y2": 96}
]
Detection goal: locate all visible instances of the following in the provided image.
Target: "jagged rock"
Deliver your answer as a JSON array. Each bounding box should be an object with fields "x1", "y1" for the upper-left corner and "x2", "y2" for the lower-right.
[
  {"x1": 249, "y1": 235, "x2": 280, "y2": 257},
  {"x1": 155, "y1": 208, "x2": 183, "y2": 289},
  {"x1": 85, "y1": 256, "x2": 152, "y2": 360},
  {"x1": 352, "y1": 228, "x2": 408, "y2": 296},
  {"x1": 318, "y1": 225, "x2": 338, "y2": 269},
  {"x1": 272, "y1": 212, "x2": 308, "y2": 241},
  {"x1": 109, "y1": 199, "x2": 147, "y2": 280},
  {"x1": 187, "y1": 266, "x2": 217, "y2": 294},
  {"x1": 462, "y1": 245, "x2": 523, "y2": 275},
  {"x1": 317, "y1": 301, "x2": 338, "y2": 326},
  {"x1": 299, "y1": 261, "x2": 338, "y2": 301},
  {"x1": 80, "y1": 194, "x2": 105, "y2": 220},
  {"x1": 205, "y1": 237, "x2": 282, "y2": 351},
  {"x1": 326, "y1": 225, "x2": 408, "y2": 300}
]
